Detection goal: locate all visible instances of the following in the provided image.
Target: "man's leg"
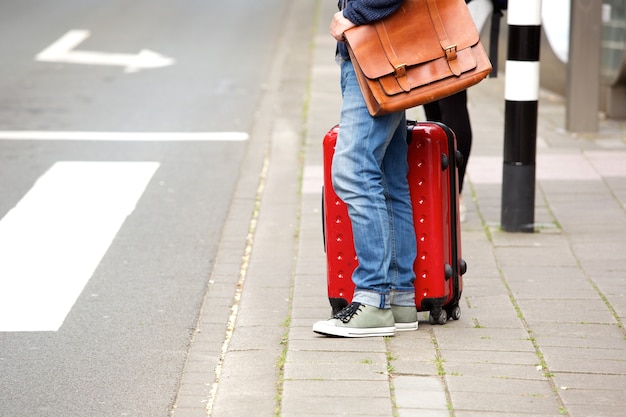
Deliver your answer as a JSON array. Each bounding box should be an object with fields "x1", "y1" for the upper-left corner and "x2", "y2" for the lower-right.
[
  {"x1": 332, "y1": 62, "x2": 405, "y2": 309},
  {"x1": 382, "y1": 120, "x2": 418, "y2": 330},
  {"x1": 313, "y1": 60, "x2": 405, "y2": 337}
]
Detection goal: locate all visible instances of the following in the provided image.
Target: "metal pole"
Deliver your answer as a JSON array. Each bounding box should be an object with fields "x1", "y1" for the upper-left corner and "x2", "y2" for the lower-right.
[
  {"x1": 566, "y1": 0, "x2": 601, "y2": 132},
  {"x1": 500, "y1": 0, "x2": 542, "y2": 233}
]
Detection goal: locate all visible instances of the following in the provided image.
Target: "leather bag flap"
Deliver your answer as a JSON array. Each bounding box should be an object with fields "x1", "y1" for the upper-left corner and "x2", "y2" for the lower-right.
[{"x1": 344, "y1": 0, "x2": 481, "y2": 81}]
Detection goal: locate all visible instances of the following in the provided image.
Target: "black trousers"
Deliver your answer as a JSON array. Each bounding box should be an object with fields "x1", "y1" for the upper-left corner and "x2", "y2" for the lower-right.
[{"x1": 423, "y1": 90, "x2": 472, "y2": 194}]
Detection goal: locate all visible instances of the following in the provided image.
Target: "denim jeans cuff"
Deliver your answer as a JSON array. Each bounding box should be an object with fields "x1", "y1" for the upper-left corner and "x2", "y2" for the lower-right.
[
  {"x1": 389, "y1": 290, "x2": 416, "y2": 307},
  {"x1": 353, "y1": 290, "x2": 390, "y2": 309}
]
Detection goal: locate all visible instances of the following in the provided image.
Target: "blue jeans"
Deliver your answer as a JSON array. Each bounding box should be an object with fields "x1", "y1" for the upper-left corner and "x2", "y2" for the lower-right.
[{"x1": 332, "y1": 61, "x2": 416, "y2": 309}]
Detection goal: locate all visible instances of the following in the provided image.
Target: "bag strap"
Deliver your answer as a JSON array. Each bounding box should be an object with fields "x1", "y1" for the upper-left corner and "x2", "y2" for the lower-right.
[
  {"x1": 374, "y1": 20, "x2": 411, "y2": 92},
  {"x1": 425, "y1": 0, "x2": 462, "y2": 76},
  {"x1": 374, "y1": 0, "x2": 463, "y2": 83}
]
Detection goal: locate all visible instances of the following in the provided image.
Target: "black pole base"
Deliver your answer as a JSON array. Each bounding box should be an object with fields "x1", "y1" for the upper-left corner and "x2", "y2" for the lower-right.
[{"x1": 501, "y1": 163, "x2": 536, "y2": 233}]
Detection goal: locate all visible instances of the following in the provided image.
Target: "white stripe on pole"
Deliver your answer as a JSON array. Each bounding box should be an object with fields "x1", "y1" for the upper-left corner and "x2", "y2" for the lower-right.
[
  {"x1": 504, "y1": 61, "x2": 540, "y2": 101},
  {"x1": 507, "y1": 0, "x2": 542, "y2": 26}
]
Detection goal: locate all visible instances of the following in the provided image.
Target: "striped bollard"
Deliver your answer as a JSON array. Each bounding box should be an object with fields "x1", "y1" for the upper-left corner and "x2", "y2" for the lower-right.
[{"x1": 500, "y1": 0, "x2": 542, "y2": 233}]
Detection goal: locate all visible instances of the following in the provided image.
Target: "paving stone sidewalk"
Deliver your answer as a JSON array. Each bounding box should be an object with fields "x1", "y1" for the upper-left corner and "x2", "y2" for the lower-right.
[
  {"x1": 172, "y1": 1, "x2": 626, "y2": 416},
  {"x1": 285, "y1": 1, "x2": 626, "y2": 416}
]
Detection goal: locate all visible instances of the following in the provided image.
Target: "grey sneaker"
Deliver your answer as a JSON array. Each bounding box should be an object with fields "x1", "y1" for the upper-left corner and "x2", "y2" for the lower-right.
[
  {"x1": 391, "y1": 305, "x2": 418, "y2": 331},
  {"x1": 313, "y1": 302, "x2": 395, "y2": 337}
]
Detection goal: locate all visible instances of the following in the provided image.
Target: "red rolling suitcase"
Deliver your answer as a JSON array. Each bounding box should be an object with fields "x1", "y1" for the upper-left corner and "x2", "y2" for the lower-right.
[{"x1": 322, "y1": 121, "x2": 466, "y2": 324}]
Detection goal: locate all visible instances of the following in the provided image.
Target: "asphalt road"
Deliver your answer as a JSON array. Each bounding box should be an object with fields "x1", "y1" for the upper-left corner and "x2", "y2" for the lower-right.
[{"x1": 0, "y1": 0, "x2": 292, "y2": 416}]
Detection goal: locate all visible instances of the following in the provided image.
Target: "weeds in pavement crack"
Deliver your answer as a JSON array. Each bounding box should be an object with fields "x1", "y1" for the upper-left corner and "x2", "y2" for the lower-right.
[
  {"x1": 469, "y1": 178, "x2": 570, "y2": 416},
  {"x1": 497, "y1": 267, "x2": 570, "y2": 416},
  {"x1": 205, "y1": 145, "x2": 270, "y2": 417},
  {"x1": 384, "y1": 337, "x2": 400, "y2": 417},
  {"x1": 274, "y1": 316, "x2": 291, "y2": 417},
  {"x1": 430, "y1": 328, "x2": 456, "y2": 417}
]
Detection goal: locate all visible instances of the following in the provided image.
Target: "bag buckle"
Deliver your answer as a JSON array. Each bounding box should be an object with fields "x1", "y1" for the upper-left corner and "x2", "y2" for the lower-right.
[
  {"x1": 445, "y1": 45, "x2": 457, "y2": 61},
  {"x1": 394, "y1": 64, "x2": 407, "y2": 78}
]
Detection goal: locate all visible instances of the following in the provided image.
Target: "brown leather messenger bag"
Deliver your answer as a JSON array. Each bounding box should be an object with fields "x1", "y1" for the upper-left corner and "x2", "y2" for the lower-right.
[{"x1": 344, "y1": 0, "x2": 492, "y2": 117}]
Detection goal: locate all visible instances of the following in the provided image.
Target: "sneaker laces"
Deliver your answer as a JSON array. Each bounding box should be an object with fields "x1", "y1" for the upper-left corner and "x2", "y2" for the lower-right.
[{"x1": 332, "y1": 302, "x2": 363, "y2": 323}]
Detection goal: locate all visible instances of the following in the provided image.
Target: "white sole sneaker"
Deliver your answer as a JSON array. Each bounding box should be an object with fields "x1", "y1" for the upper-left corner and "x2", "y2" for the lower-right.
[
  {"x1": 313, "y1": 320, "x2": 395, "y2": 338},
  {"x1": 395, "y1": 321, "x2": 418, "y2": 332},
  {"x1": 312, "y1": 303, "x2": 396, "y2": 338},
  {"x1": 391, "y1": 305, "x2": 418, "y2": 331}
]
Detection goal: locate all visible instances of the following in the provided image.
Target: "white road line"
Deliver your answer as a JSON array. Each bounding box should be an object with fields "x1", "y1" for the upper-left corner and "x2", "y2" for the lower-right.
[
  {"x1": 0, "y1": 161, "x2": 159, "y2": 332},
  {"x1": 0, "y1": 131, "x2": 249, "y2": 142},
  {"x1": 35, "y1": 30, "x2": 90, "y2": 60},
  {"x1": 36, "y1": 29, "x2": 175, "y2": 73}
]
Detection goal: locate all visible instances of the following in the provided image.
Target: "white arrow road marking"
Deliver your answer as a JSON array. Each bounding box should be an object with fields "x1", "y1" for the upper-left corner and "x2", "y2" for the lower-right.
[
  {"x1": 36, "y1": 29, "x2": 175, "y2": 73},
  {"x1": 0, "y1": 131, "x2": 249, "y2": 142},
  {"x1": 0, "y1": 161, "x2": 160, "y2": 332}
]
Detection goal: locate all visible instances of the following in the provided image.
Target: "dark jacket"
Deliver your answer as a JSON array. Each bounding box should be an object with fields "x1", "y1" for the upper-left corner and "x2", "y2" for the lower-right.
[{"x1": 336, "y1": 0, "x2": 404, "y2": 61}]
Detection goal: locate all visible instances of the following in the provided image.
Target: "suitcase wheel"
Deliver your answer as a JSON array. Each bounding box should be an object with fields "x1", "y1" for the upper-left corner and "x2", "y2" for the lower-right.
[
  {"x1": 448, "y1": 305, "x2": 462, "y2": 321},
  {"x1": 329, "y1": 298, "x2": 349, "y2": 316},
  {"x1": 429, "y1": 305, "x2": 461, "y2": 325},
  {"x1": 429, "y1": 309, "x2": 448, "y2": 325}
]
